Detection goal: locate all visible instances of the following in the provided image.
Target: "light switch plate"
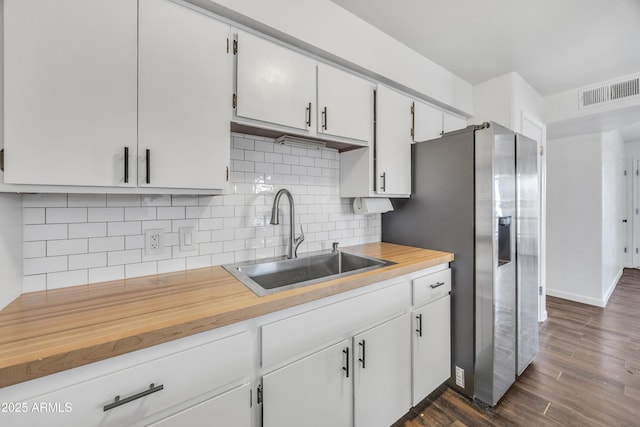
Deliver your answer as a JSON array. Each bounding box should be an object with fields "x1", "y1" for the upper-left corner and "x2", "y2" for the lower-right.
[{"x1": 179, "y1": 227, "x2": 197, "y2": 252}]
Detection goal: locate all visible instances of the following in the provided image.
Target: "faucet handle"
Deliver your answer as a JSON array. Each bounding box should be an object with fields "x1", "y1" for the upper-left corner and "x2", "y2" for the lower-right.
[
  {"x1": 332, "y1": 242, "x2": 339, "y2": 253},
  {"x1": 294, "y1": 225, "x2": 304, "y2": 258}
]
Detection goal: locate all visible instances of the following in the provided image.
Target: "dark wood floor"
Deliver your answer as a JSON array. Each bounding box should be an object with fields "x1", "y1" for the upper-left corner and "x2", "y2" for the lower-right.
[{"x1": 399, "y1": 268, "x2": 640, "y2": 426}]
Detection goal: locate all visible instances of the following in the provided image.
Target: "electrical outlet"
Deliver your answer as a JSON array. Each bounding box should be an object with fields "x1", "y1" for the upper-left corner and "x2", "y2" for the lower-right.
[
  {"x1": 145, "y1": 228, "x2": 164, "y2": 255},
  {"x1": 455, "y1": 366, "x2": 465, "y2": 388}
]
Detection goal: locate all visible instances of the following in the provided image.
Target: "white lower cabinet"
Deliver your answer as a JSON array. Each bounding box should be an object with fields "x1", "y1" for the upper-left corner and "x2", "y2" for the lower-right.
[
  {"x1": 354, "y1": 313, "x2": 411, "y2": 427},
  {"x1": 262, "y1": 340, "x2": 352, "y2": 427},
  {"x1": 148, "y1": 383, "x2": 251, "y2": 427},
  {"x1": 0, "y1": 330, "x2": 251, "y2": 427},
  {"x1": 412, "y1": 295, "x2": 451, "y2": 406}
]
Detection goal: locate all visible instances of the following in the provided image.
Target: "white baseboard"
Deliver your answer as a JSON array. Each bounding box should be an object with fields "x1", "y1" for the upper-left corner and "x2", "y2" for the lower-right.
[
  {"x1": 603, "y1": 268, "x2": 623, "y2": 306},
  {"x1": 545, "y1": 288, "x2": 606, "y2": 307}
]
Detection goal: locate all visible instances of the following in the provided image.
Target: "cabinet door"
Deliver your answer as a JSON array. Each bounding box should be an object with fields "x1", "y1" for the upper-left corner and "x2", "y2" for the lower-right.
[
  {"x1": 317, "y1": 64, "x2": 372, "y2": 144},
  {"x1": 148, "y1": 384, "x2": 250, "y2": 427},
  {"x1": 376, "y1": 86, "x2": 412, "y2": 196},
  {"x1": 412, "y1": 295, "x2": 451, "y2": 405},
  {"x1": 4, "y1": 0, "x2": 137, "y2": 187},
  {"x1": 443, "y1": 112, "x2": 467, "y2": 134},
  {"x1": 236, "y1": 30, "x2": 316, "y2": 132},
  {"x1": 413, "y1": 100, "x2": 443, "y2": 142},
  {"x1": 263, "y1": 340, "x2": 351, "y2": 427},
  {"x1": 354, "y1": 314, "x2": 411, "y2": 427},
  {"x1": 138, "y1": 0, "x2": 231, "y2": 190}
]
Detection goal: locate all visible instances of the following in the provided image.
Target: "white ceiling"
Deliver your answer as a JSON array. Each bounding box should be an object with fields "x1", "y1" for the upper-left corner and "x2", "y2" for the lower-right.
[{"x1": 330, "y1": 0, "x2": 640, "y2": 141}]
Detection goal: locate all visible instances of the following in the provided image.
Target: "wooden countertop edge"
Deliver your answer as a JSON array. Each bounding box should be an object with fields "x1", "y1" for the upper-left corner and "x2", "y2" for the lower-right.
[{"x1": 0, "y1": 243, "x2": 453, "y2": 388}]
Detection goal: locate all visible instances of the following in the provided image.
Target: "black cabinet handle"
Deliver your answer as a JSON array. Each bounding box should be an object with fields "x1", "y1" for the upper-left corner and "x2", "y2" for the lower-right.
[
  {"x1": 123, "y1": 147, "x2": 129, "y2": 184},
  {"x1": 411, "y1": 102, "x2": 415, "y2": 139},
  {"x1": 430, "y1": 282, "x2": 446, "y2": 289},
  {"x1": 416, "y1": 313, "x2": 423, "y2": 337},
  {"x1": 342, "y1": 347, "x2": 350, "y2": 378},
  {"x1": 380, "y1": 172, "x2": 386, "y2": 192},
  {"x1": 358, "y1": 340, "x2": 366, "y2": 369},
  {"x1": 305, "y1": 102, "x2": 312, "y2": 127},
  {"x1": 103, "y1": 383, "x2": 163, "y2": 412},
  {"x1": 145, "y1": 149, "x2": 151, "y2": 184},
  {"x1": 322, "y1": 106, "x2": 328, "y2": 130}
]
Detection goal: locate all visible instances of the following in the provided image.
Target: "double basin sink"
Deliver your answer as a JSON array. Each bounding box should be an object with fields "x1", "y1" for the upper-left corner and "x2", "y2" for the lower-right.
[{"x1": 224, "y1": 251, "x2": 395, "y2": 296}]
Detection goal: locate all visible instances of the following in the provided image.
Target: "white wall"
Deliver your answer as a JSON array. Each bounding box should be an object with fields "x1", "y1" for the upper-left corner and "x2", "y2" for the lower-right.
[
  {"x1": 21, "y1": 133, "x2": 381, "y2": 292},
  {"x1": 0, "y1": 193, "x2": 22, "y2": 309},
  {"x1": 189, "y1": 0, "x2": 472, "y2": 115},
  {"x1": 547, "y1": 131, "x2": 625, "y2": 306}
]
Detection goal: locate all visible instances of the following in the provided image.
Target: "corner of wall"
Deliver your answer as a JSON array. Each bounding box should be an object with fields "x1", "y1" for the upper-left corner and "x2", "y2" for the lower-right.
[{"x1": 0, "y1": 193, "x2": 23, "y2": 310}]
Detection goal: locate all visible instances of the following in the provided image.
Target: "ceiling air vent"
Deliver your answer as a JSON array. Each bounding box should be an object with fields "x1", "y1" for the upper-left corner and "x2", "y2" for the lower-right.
[{"x1": 579, "y1": 74, "x2": 640, "y2": 109}]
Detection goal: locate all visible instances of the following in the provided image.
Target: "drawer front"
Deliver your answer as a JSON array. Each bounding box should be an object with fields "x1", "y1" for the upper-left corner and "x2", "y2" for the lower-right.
[
  {"x1": 3, "y1": 331, "x2": 250, "y2": 427},
  {"x1": 413, "y1": 268, "x2": 451, "y2": 306},
  {"x1": 262, "y1": 280, "x2": 411, "y2": 369}
]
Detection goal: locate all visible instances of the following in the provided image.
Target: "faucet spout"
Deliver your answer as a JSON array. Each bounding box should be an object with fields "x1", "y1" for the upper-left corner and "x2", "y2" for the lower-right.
[{"x1": 270, "y1": 189, "x2": 303, "y2": 259}]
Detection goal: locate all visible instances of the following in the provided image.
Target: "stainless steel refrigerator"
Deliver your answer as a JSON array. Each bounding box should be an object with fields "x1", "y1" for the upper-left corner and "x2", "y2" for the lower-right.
[{"x1": 381, "y1": 122, "x2": 539, "y2": 406}]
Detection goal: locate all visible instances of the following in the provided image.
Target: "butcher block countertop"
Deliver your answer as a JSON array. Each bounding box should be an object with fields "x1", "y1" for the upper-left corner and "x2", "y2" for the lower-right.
[{"x1": 0, "y1": 242, "x2": 453, "y2": 388}]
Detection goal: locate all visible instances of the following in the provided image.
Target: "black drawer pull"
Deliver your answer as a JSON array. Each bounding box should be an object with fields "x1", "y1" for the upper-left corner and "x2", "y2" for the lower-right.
[
  {"x1": 416, "y1": 313, "x2": 423, "y2": 337},
  {"x1": 430, "y1": 282, "x2": 446, "y2": 289},
  {"x1": 358, "y1": 340, "x2": 366, "y2": 369},
  {"x1": 103, "y1": 383, "x2": 164, "y2": 412}
]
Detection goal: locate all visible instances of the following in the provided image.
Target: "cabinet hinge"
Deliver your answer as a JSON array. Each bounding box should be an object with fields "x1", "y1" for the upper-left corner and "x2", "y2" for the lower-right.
[
  {"x1": 539, "y1": 286, "x2": 543, "y2": 296},
  {"x1": 233, "y1": 39, "x2": 238, "y2": 55},
  {"x1": 540, "y1": 146, "x2": 544, "y2": 156},
  {"x1": 232, "y1": 93, "x2": 237, "y2": 109},
  {"x1": 624, "y1": 169, "x2": 627, "y2": 176},
  {"x1": 226, "y1": 166, "x2": 229, "y2": 182},
  {"x1": 0, "y1": 148, "x2": 4, "y2": 172},
  {"x1": 256, "y1": 384, "x2": 263, "y2": 405}
]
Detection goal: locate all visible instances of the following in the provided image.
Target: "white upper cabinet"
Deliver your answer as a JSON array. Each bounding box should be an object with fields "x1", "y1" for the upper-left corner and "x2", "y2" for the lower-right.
[
  {"x1": 235, "y1": 30, "x2": 316, "y2": 132},
  {"x1": 3, "y1": 0, "x2": 137, "y2": 187},
  {"x1": 443, "y1": 111, "x2": 468, "y2": 133},
  {"x1": 317, "y1": 64, "x2": 372, "y2": 144},
  {"x1": 138, "y1": 0, "x2": 231, "y2": 190},
  {"x1": 412, "y1": 100, "x2": 444, "y2": 142},
  {"x1": 412, "y1": 100, "x2": 467, "y2": 142},
  {"x1": 376, "y1": 86, "x2": 412, "y2": 196}
]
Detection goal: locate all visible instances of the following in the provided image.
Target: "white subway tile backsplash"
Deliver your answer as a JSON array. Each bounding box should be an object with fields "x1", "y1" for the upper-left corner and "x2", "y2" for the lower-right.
[
  {"x1": 107, "y1": 194, "x2": 140, "y2": 207},
  {"x1": 69, "y1": 252, "x2": 107, "y2": 270},
  {"x1": 89, "y1": 236, "x2": 125, "y2": 253},
  {"x1": 47, "y1": 270, "x2": 88, "y2": 289},
  {"x1": 24, "y1": 224, "x2": 67, "y2": 242},
  {"x1": 157, "y1": 207, "x2": 185, "y2": 220},
  {"x1": 89, "y1": 265, "x2": 124, "y2": 283},
  {"x1": 23, "y1": 274, "x2": 47, "y2": 293},
  {"x1": 23, "y1": 194, "x2": 67, "y2": 208},
  {"x1": 108, "y1": 221, "x2": 141, "y2": 237},
  {"x1": 108, "y1": 249, "x2": 141, "y2": 266},
  {"x1": 126, "y1": 262, "x2": 157, "y2": 278},
  {"x1": 69, "y1": 222, "x2": 107, "y2": 239},
  {"x1": 68, "y1": 194, "x2": 106, "y2": 208},
  {"x1": 24, "y1": 256, "x2": 68, "y2": 275},
  {"x1": 47, "y1": 239, "x2": 88, "y2": 256},
  {"x1": 21, "y1": 134, "x2": 380, "y2": 291},
  {"x1": 88, "y1": 207, "x2": 124, "y2": 223},
  {"x1": 124, "y1": 207, "x2": 156, "y2": 221},
  {"x1": 62, "y1": 213, "x2": 90, "y2": 229},
  {"x1": 24, "y1": 241, "x2": 46, "y2": 259},
  {"x1": 24, "y1": 208, "x2": 45, "y2": 225}
]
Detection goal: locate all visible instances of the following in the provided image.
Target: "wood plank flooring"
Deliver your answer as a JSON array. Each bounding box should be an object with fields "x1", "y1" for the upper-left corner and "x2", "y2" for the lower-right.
[{"x1": 397, "y1": 268, "x2": 640, "y2": 426}]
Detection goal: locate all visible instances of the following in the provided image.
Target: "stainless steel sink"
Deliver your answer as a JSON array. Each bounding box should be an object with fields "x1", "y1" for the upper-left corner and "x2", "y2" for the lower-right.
[{"x1": 223, "y1": 251, "x2": 395, "y2": 296}]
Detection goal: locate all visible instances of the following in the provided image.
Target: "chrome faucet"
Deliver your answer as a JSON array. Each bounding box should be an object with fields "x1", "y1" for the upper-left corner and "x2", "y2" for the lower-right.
[{"x1": 270, "y1": 188, "x2": 304, "y2": 259}]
